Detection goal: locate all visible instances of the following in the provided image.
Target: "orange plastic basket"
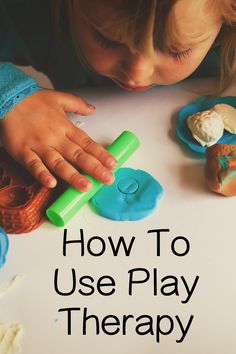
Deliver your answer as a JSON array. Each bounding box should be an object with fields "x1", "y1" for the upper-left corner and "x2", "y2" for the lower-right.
[{"x1": 0, "y1": 148, "x2": 57, "y2": 234}]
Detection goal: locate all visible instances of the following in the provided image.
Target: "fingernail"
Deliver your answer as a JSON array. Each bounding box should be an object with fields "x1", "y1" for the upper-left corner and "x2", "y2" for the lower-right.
[
  {"x1": 106, "y1": 157, "x2": 117, "y2": 168},
  {"x1": 87, "y1": 104, "x2": 96, "y2": 110},
  {"x1": 102, "y1": 171, "x2": 114, "y2": 184},
  {"x1": 45, "y1": 176, "x2": 57, "y2": 188},
  {"x1": 77, "y1": 179, "x2": 92, "y2": 191}
]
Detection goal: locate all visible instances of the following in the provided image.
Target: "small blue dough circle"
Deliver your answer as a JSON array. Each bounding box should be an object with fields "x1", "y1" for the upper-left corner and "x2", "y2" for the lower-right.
[
  {"x1": 0, "y1": 227, "x2": 9, "y2": 269},
  {"x1": 91, "y1": 168, "x2": 164, "y2": 221},
  {"x1": 176, "y1": 95, "x2": 236, "y2": 154},
  {"x1": 117, "y1": 177, "x2": 139, "y2": 194}
]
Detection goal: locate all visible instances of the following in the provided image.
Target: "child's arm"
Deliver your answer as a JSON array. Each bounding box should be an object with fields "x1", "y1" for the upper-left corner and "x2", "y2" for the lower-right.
[{"x1": 0, "y1": 64, "x2": 116, "y2": 191}]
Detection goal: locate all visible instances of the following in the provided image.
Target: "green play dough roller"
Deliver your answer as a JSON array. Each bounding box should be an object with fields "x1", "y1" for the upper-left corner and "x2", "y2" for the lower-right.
[{"x1": 46, "y1": 131, "x2": 140, "y2": 226}]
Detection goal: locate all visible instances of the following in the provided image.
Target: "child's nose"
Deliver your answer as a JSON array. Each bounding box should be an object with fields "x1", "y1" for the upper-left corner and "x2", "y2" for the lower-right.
[{"x1": 120, "y1": 53, "x2": 155, "y2": 84}]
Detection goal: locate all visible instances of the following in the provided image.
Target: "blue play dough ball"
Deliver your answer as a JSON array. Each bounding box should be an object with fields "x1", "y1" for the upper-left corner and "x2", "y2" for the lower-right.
[
  {"x1": 0, "y1": 227, "x2": 9, "y2": 269},
  {"x1": 91, "y1": 168, "x2": 164, "y2": 221}
]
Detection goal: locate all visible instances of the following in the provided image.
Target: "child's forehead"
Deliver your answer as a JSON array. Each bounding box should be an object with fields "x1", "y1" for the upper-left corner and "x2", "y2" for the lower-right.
[
  {"x1": 173, "y1": 1, "x2": 221, "y2": 30},
  {"x1": 80, "y1": 0, "x2": 221, "y2": 50},
  {"x1": 173, "y1": 0, "x2": 220, "y2": 24},
  {"x1": 80, "y1": 0, "x2": 125, "y2": 18},
  {"x1": 82, "y1": 0, "x2": 220, "y2": 26}
]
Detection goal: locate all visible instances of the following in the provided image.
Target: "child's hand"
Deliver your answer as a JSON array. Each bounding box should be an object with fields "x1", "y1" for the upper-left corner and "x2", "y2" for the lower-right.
[{"x1": 0, "y1": 89, "x2": 117, "y2": 191}]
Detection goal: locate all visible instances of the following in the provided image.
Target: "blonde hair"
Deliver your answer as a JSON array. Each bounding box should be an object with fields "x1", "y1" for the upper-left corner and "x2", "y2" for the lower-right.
[
  {"x1": 217, "y1": 1, "x2": 236, "y2": 92},
  {"x1": 52, "y1": 0, "x2": 236, "y2": 93}
]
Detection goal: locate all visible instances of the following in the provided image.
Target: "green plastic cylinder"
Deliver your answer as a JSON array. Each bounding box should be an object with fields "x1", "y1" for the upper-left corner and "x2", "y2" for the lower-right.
[{"x1": 46, "y1": 131, "x2": 140, "y2": 226}]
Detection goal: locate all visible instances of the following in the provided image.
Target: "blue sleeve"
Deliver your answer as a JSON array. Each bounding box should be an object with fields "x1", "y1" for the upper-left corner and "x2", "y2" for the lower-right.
[{"x1": 0, "y1": 63, "x2": 42, "y2": 118}]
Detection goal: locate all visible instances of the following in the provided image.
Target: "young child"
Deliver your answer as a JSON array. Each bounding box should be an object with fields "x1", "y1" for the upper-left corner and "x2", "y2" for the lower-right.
[{"x1": 0, "y1": 0, "x2": 235, "y2": 192}]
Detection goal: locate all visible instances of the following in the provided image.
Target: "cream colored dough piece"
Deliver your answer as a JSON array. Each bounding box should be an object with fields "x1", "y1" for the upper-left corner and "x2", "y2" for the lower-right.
[
  {"x1": 187, "y1": 110, "x2": 224, "y2": 146},
  {"x1": 0, "y1": 275, "x2": 25, "y2": 299},
  {"x1": 0, "y1": 324, "x2": 23, "y2": 354},
  {"x1": 213, "y1": 103, "x2": 236, "y2": 134}
]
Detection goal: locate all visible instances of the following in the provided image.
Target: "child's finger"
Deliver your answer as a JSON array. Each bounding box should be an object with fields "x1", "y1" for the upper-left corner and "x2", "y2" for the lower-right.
[
  {"x1": 56, "y1": 91, "x2": 96, "y2": 116},
  {"x1": 60, "y1": 138, "x2": 115, "y2": 185},
  {"x1": 67, "y1": 127, "x2": 117, "y2": 169},
  {"x1": 38, "y1": 147, "x2": 93, "y2": 191},
  {"x1": 19, "y1": 149, "x2": 57, "y2": 188}
]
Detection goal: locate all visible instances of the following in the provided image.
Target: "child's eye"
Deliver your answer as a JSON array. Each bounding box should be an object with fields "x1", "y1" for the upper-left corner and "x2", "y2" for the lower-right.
[
  {"x1": 170, "y1": 48, "x2": 192, "y2": 61},
  {"x1": 94, "y1": 31, "x2": 121, "y2": 49}
]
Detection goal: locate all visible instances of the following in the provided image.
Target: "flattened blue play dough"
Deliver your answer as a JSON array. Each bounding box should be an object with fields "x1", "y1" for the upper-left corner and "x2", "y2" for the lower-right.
[
  {"x1": 176, "y1": 96, "x2": 236, "y2": 154},
  {"x1": 91, "y1": 168, "x2": 163, "y2": 221},
  {"x1": 0, "y1": 227, "x2": 9, "y2": 268}
]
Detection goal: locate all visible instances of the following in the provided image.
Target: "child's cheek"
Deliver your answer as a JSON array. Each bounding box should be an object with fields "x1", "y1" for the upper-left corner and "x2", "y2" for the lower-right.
[
  {"x1": 89, "y1": 54, "x2": 112, "y2": 73},
  {"x1": 86, "y1": 47, "x2": 119, "y2": 75},
  {"x1": 156, "y1": 57, "x2": 202, "y2": 85}
]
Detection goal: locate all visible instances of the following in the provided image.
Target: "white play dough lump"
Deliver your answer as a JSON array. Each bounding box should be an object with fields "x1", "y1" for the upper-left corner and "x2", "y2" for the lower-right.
[
  {"x1": 187, "y1": 110, "x2": 224, "y2": 147},
  {"x1": 213, "y1": 103, "x2": 236, "y2": 134}
]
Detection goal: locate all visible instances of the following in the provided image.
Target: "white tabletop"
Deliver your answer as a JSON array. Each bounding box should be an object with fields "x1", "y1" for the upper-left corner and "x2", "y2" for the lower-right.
[{"x1": 1, "y1": 78, "x2": 236, "y2": 354}]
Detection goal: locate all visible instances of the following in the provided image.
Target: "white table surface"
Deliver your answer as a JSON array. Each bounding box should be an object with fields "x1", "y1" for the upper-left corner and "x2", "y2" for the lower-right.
[{"x1": 1, "y1": 78, "x2": 236, "y2": 354}]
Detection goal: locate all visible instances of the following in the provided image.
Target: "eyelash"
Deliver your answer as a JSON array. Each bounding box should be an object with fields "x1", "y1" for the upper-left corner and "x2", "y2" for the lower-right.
[
  {"x1": 94, "y1": 31, "x2": 192, "y2": 61},
  {"x1": 94, "y1": 32, "x2": 120, "y2": 49},
  {"x1": 170, "y1": 49, "x2": 192, "y2": 61}
]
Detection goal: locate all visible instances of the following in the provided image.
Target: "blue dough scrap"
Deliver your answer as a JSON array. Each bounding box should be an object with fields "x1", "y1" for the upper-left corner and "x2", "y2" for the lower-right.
[
  {"x1": 0, "y1": 227, "x2": 9, "y2": 268},
  {"x1": 176, "y1": 95, "x2": 236, "y2": 154},
  {"x1": 91, "y1": 168, "x2": 164, "y2": 221}
]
